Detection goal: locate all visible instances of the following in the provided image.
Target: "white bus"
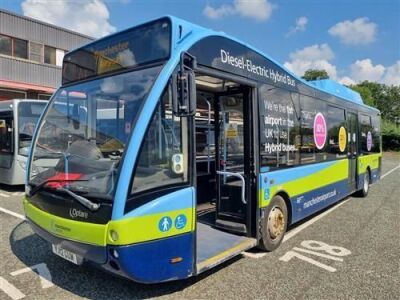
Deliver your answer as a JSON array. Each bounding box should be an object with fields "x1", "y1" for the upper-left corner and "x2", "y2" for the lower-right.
[{"x1": 0, "y1": 99, "x2": 47, "y2": 185}]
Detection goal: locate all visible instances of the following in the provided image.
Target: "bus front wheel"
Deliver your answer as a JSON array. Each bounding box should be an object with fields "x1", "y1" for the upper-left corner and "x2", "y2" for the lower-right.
[{"x1": 259, "y1": 195, "x2": 287, "y2": 252}]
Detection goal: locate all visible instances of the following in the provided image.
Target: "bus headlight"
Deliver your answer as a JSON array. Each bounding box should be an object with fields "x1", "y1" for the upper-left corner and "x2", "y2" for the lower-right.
[{"x1": 110, "y1": 230, "x2": 119, "y2": 242}]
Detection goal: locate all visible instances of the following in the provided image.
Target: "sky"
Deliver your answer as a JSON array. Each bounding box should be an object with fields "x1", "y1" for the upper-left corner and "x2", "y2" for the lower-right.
[{"x1": 1, "y1": 0, "x2": 399, "y2": 85}]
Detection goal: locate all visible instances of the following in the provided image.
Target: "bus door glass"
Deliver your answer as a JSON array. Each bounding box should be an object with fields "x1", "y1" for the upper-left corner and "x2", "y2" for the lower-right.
[
  {"x1": 347, "y1": 112, "x2": 358, "y2": 190},
  {"x1": 18, "y1": 102, "x2": 46, "y2": 156},
  {"x1": 215, "y1": 90, "x2": 249, "y2": 230},
  {"x1": 0, "y1": 109, "x2": 14, "y2": 169}
]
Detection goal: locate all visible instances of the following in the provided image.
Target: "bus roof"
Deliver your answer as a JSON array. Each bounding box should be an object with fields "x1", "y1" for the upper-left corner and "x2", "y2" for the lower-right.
[
  {"x1": 65, "y1": 15, "x2": 379, "y2": 113},
  {"x1": 168, "y1": 16, "x2": 380, "y2": 112}
]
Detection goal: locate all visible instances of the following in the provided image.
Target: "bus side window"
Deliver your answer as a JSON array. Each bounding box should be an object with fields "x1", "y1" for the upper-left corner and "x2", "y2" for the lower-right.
[
  {"x1": 130, "y1": 86, "x2": 189, "y2": 195},
  {"x1": 258, "y1": 84, "x2": 301, "y2": 170},
  {"x1": 359, "y1": 114, "x2": 373, "y2": 154},
  {"x1": 327, "y1": 106, "x2": 346, "y2": 158},
  {"x1": 371, "y1": 115, "x2": 381, "y2": 153},
  {"x1": 300, "y1": 95, "x2": 327, "y2": 164}
]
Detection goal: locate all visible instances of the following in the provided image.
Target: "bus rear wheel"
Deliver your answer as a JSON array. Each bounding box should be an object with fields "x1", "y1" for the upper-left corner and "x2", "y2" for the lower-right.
[
  {"x1": 356, "y1": 171, "x2": 370, "y2": 197},
  {"x1": 259, "y1": 195, "x2": 287, "y2": 252}
]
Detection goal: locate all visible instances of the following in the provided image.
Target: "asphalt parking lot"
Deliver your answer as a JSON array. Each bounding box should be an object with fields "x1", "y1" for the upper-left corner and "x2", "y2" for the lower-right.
[{"x1": 1, "y1": 152, "x2": 399, "y2": 300}]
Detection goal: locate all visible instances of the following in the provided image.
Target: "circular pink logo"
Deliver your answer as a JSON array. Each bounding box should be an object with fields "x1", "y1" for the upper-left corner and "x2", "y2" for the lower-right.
[{"x1": 313, "y1": 112, "x2": 327, "y2": 150}]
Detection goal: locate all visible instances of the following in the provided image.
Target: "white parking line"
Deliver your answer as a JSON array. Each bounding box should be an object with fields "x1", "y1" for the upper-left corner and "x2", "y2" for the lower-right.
[
  {"x1": 0, "y1": 277, "x2": 25, "y2": 300},
  {"x1": 0, "y1": 193, "x2": 10, "y2": 198},
  {"x1": 381, "y1": 164, "x2": 400, "y2": 179},
  {"x1": 0, "y1": 207, "x2": 25, "y2": 220},
  {"x1": 282, "y1": 199, "x2": 348, "y2": 243}
]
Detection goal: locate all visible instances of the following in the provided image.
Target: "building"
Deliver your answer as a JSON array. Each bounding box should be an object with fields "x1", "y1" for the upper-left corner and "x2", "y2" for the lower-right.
[{"x1": 0, "y1": 9, "x2": 93, "y2": 101}]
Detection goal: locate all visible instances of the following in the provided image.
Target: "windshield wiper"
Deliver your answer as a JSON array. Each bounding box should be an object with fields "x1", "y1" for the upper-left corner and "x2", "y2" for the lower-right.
[
  {"x1": 29, "y1": 179, "x2": 64, "y2": 196},
  {"x1": 56, "y1": 187, "x2": 100, "y2": 211},
  {"x1": 29, "y1": 180, "x2": 100, "y2": 211}
]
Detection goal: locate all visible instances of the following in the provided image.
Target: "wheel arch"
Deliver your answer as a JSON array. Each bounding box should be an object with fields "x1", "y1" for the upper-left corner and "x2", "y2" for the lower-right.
[{"x1": 273, "y1": 190, "x2": 292, "y2": 226}]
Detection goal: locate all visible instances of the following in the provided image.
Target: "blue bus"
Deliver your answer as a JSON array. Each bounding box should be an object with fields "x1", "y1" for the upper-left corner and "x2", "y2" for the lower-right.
[{"x1": 24, "y1": 16, "x2": 381, "y2": 283}]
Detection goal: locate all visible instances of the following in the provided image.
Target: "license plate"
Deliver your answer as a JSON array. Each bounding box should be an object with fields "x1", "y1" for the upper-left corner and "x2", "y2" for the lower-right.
[{"x1": 52, "y1": 244, "x2": 78, "y2": 264}]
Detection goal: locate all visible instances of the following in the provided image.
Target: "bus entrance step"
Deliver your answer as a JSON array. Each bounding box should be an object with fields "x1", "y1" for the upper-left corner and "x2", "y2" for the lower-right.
[
  {"x1": 215, "y1": 219, "x2": 247, "y2": 234},
  {"x1": 196, "y1": 222, "x2": 256, "y2": 274}
]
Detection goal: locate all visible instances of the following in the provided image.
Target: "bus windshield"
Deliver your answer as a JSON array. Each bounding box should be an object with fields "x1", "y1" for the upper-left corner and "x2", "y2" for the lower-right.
[
  {"x1": 18, "y1": 102, "x2": 47, "y2": 156},
  {"x1": 29, "y1": 66, "x2": 162, "y2": 199}
]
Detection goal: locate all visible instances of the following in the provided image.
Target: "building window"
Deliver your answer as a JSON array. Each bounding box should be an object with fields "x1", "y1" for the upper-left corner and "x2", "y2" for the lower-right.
[
  {"x1": 38, "y1": 94, "x2": 51, "y2": 100},
  {"x1": 14, "y1": 38, "x2": 28, "y2": 59},
  {"x1": 0, "y1": 34, "x2": 28, "y2": 59},
  {"x1": 0, "y1": 35, "x2": 12, "y2": 56},
  {"x1": 30, "y1": 42, "x2": 43, "y2": 63},
  {"x1": 44, "y1": 45, "x2": 56, "y2": 65},
  {"x1": 0, "y1": 89, "x2": 27, "y2": 100}
]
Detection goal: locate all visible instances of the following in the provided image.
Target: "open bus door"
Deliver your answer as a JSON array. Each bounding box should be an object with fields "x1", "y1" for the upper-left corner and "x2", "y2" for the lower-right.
[
  {"x1": 192, "y1": 67, "x2": 257, "y2": 274},
  {"x1": 214, "y1": 87, "x2": 254, "y2": 235}
]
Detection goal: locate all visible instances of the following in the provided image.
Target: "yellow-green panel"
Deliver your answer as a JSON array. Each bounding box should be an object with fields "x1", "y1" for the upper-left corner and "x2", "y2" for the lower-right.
[
  {"x1": 357, "y1": 153, "x2": 382, "y2": 175},
  {"x1": 24, "y1": 199, "x2": 107, "y2": 246},
  {"x1": 259, "y1": 159, "x2": 349, "y2": 208},
  {"x1": 107, "y1": 208, "x2": 193, "y2": 246},
  {"x1": 283, "y1": 160, "x2": 348, "y2": 195}
]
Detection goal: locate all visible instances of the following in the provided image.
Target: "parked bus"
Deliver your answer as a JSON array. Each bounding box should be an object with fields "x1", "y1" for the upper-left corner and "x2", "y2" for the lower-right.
[
  {"x1": 24, "y1": 17, "x2": 381, "y2": 283},
  {"x1": 0, "y1": 99, "x2": 47, "y2": 185}
]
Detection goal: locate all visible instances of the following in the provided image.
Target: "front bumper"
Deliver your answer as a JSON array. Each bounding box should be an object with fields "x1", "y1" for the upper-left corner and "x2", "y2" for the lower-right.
[
  {"x1": 24, "y1": 200, "x2": 194, "y2": 283},
  {"x1": 27, "y1": 217, "x2": 107, "y2": 264}
]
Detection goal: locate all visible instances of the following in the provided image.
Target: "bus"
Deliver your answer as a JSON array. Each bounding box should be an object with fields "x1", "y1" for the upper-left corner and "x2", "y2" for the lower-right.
[
  {"x1": 24, "y1": 17, "x2": 382, "y2": 283},
  {"x1": 0, "y1": 99, "x2": 47, "y2": 185}
]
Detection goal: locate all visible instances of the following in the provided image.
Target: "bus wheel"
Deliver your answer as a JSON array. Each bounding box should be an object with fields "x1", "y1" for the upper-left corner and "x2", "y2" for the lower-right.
[
  {"x1": 357, "y1": 171, "x2": 370, "y2": 197},
  {"x1": 259, "y1": 195, "x2": 287, "y2": 252}
]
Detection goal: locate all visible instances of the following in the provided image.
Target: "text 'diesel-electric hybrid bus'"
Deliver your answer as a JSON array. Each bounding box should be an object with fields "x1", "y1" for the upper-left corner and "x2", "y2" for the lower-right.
[
  {"x1": 0, "y1": 99, "x2": 47, "y2": 185},
  {"x1": 24, "y1": 16, "x2": 382, "y2": 283}
]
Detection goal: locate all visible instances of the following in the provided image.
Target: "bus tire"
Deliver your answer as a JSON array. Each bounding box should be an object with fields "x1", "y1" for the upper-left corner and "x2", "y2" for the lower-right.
[
  {"x1": 259, "y1": 195, "x2": 287, "y2": 252},
  {"x1": 356, "y1": 171, "x2": 370, "y2": 197}
]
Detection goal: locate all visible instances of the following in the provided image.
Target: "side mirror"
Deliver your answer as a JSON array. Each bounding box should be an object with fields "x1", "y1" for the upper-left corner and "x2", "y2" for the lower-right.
[{"x1": 173, "y1": 52, "x2": 196, "y2": 116}]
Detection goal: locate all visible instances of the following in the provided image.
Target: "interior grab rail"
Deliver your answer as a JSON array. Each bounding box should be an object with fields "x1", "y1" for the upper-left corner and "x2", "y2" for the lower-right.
[{"x1": 216, "y1": 170, "x2": 246, "y2": 204}]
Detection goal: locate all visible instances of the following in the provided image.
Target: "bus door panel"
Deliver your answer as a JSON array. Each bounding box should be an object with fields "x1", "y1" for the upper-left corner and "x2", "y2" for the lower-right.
[
  {"x1": 347, "y1": 112, "x2": 358, "y2": 191},
  {"x1": 214, "y1": 87, "x2": 252, "y2": 234}
]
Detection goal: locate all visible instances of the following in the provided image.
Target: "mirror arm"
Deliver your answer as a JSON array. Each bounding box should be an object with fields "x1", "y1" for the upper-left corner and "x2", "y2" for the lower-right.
[{"x1": 172, "y1": 52, "x2": 197, "y2": 117}]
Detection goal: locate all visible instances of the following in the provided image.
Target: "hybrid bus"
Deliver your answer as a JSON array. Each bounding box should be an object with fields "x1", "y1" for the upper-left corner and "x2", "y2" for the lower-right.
[
  {"x1": 0, "y1": 99, "x2": 47, "y2": 185},
  {"x1": 24, "y1": 17, "x2": 381, "y2": 283}
]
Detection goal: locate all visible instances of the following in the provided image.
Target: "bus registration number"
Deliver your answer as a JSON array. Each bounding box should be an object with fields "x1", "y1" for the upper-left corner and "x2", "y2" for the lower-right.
[{"x1": 52, "y1": 244, "x2": 78, "y2": 264}]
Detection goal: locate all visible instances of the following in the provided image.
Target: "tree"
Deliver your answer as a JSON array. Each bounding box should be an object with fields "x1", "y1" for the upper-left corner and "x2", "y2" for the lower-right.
[
  {"x1": 349, "y1": 85, "x2": 375, "y2": 107},
  {"x1": 302, "y1": 69, "x2": 329, "y2": 81},
  {"x1": 349, "y1": 81, "x2": 400, "y2": 122},
  {"x1": 349, "y1": 81, "x2": 400, "y2": 151}
]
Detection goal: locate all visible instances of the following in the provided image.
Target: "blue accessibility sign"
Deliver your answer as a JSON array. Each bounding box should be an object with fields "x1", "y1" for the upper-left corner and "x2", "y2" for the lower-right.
[
  {"x1": 158, "y1": 216, "x2": 172, "y2": 232},
  {"x1": 174, "y1": 214, "x2": 187, "y2": 230}
]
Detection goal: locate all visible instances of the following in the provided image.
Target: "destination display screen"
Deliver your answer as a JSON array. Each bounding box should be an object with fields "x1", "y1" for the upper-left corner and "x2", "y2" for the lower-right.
[{"x1": 62, "y1": 18, "x2": 171, "y2": 84}]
